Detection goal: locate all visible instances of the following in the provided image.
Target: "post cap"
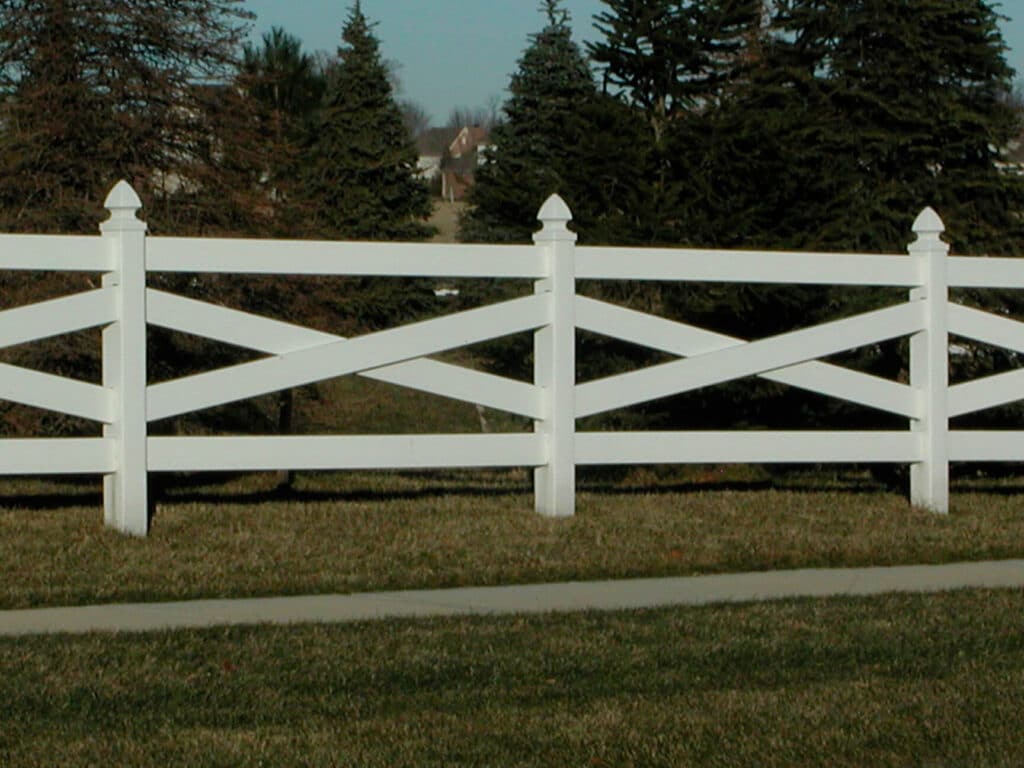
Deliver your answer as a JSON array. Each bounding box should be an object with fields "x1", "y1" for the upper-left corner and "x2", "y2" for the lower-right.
[
  {"x1": 101, "y1": 180, "x2": 147, "y2": 233},
  {"x1": 912, "y1": 207, "x2": 945, "y2": 237},
  {"x1": 533, "y1": 194, "x2": 576, "y2": 243}
]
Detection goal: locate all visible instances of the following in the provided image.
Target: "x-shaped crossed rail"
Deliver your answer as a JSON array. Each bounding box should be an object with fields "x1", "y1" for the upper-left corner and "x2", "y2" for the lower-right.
[{"x1": 146, "y1": 291, "x2": 548, "y2": 422}]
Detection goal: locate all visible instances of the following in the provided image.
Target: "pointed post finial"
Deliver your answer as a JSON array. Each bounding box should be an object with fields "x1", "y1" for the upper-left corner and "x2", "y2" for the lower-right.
[
  {"x1": 101, "y1": 180, "x2": 147, "y2": 233},
  {"x1": 534, "y1": 194, "x2": 576, "y2": 243},
  {"x1": 909, "y1": 207, "x2": 948, "y2": 256},
  {"x1": 913, "y1": 207, "x2": 945, "y2": 238}
]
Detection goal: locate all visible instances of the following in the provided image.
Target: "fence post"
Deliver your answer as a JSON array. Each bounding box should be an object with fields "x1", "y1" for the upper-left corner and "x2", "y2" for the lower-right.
[
  {"x1": 101, "y1": 181, "x2": 149, "y2": 536},
  {"x1": 533, "y1": 195, "x2": 576, "y2": 517},
  {"x1": 908, "y1": 207, "x2": 950, "y2": 513}
]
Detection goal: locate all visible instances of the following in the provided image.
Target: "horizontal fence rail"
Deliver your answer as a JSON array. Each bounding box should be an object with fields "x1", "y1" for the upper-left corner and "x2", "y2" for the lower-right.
[
  {"x1": 576, "y1": 247, "x2": 921, "y2": 285},
  {"x1": 147, "y1": 238, "x2": 545, "y2": 278},
  {"x1": 0, "y1": 234, "x2": 110, "y2": 272},
  {"x1": 1, "y1": 180, "x2": 1022, "y2": 535},
  {"x1": 148, "y1": 435, "x2": 545, "y2": 473}
]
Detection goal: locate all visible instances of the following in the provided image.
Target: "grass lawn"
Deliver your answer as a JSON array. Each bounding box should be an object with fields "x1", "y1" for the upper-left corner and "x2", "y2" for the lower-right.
[
  {"x1": 2, "y1": 467, "x2": 1024, "y2": 610},
  {"x1": 2, "y1": 588, "x2": 1023, "y2": 767}
]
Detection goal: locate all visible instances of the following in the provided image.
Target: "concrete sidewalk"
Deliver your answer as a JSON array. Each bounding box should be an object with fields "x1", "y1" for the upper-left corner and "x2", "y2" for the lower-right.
[{"x1": 2, "y1": 559, "x2": 1022, "y2": 637}]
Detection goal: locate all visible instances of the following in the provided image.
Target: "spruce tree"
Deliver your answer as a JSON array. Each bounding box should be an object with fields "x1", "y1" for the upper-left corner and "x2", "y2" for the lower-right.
[
  {"x1": 241, "y1": 27, "x2": 326, "y2": 236},
  {"x1": 0, "y1": 0, "x2": 254, "y2": 235},
  {"x1": 753, "y1": 0, "x2": 1024, "y2": 439},
  {"x1": 460, "y1": 0, "x2": 609, "y2": 244},
  {"x1": 0, "y1": 0, "x2": 256, "y2": 439},
  {"x1": 588, "y1": 0, "x2": 765, "y2": 244},
  {"x1": 302, "y1": 2, "x2": 432, "y2": 241},
  {"x1": 751, "y1": 0, "x2": 1024, "y2": 256},
  {"x1": 590, "y1": 0, "x2": 764, "y2": 140}
]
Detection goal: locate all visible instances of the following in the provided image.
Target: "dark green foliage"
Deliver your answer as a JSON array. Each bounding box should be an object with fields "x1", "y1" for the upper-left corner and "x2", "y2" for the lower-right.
[
  {"x1": 575, "y1": 0, "x2": 1024, "y2": 435},
  {"x1": 460, "y1": 0, "x2": 603, "y2": 244},
  {"x1": 588, "y1": 0, "x2": 764, "y2": 244},
  {"x1": 242, "y1": 27, "x2": 325, "y2": 123},
  {"x1": 723, "y1": 0, "x2": 1024, "y2": 438},
  {"x1": 301, "y1": 2, "x2": 432, "y2": 241},
  {"x1": 729, "y1": 0, "x2": 1024, "y2": 255},
  {"x1": 590, "y1": 0, "x2": 764, "y2": 131},
  {"x1": 240, "y1": 27, "x2": 326, "y2": 236}
]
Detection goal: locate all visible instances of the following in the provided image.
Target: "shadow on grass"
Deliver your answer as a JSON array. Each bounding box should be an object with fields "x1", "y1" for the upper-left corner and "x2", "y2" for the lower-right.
[
  {"x1": 0, "y1": 489, "x2": 103, "y2": 511},
  {"x1": 150, "y1": 476, "x2": 889, "y2": 507},
  {"x1": 158, "y1": 482, "x2": 532, "y2": 507},
  {"x1": 5, "y1": 468, "x2": 1018, "y2": 514}
]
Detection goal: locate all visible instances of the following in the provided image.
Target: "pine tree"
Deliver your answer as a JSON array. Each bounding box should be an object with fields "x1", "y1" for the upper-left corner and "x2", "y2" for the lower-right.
[
  {"x1": 590, "y1": 0, "x2": 764, "y2": 141},
  {"x1": 302, "y1": 2, "x2": 432, "y2": 241},
  {"x1": 732, "y1": 0, "x2": 1024, "y2": 255},
  {"x1": 662, "y1": 0, "x2": 1024, "y2": 438},
  {"x1": 240, "y1": 27, "x2": 326, "y2": 235},
  {"x1": 587, "y1": 0, "x2": 765, "y2": 244},
  {"x1": 759, "y1": 0, "x2": 1024, "y2": 441},
  {"x1": 459, "y1": 0, "x2": 606, "y2": 244},
  {"x1": 0, "y1": 0, "x2": 254, "y2": 234},
  {"x1": 0, "y1": 0, "x2": 256, "y2": 439}
]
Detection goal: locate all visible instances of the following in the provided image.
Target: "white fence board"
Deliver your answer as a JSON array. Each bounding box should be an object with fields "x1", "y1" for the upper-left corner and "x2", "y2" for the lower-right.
[
  {"x1": 577, "y1": 247, "x2": 917, "y2": 285},
  {"x1": 367, "y1": 360, "x2": 543, "y2": 420},
  {"x1": 576, "y1": 296, "x2": 916, "y2": 417},
  {"x1": 948, "y1": 257, "x2": 1024, "y2": 288},
  {"x1": 147, "y1": 289, "x2": 339, "y2": 352},
  {"x1": 576, "y1": 432, "x2": 920, "y2": 464},
  {"x1": 949, "y1": 370, "x2": 1024, "y2": 417},
  {"x1": 951, "y1": 431, "x2": 1024, "y2": 461},
  {"x1": 149, "y1": 434, "x2": 544, "y2": 472},
  {"x1": 947, "y1": 303, "x2": 1024, "y2": 353},
  {"x1": 4, "y1": 187, "x2": 1023, "y2": 534},
  {"x1": 148, "y1": 237, "x2": 545, "y2": 278},
  {"x1": 148, "y1": 294, "x2": 549, "y2": 421},
  {"x1": 0, "y1": 363, "x2": 113, "y2": 422},
  {"x1": 577, "y1": 302, "x2": 922, "y2": 418},
  {"x1": 0, "y1": 289, "x2": 115, "y2": 349},
  {"x1": 147, "y1": 290, "x2": 542, "y2": 418},
  {"x1": 0, "y1": 235, "x2": 109, "y2": 271},
  {"x1": 0, "y1": 438, "x2": 113, "y2": 474}
]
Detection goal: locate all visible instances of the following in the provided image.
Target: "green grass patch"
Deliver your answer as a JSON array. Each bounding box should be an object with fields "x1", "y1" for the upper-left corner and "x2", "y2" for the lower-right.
[
  {"x1": 2, "y1": 588, "x2": 1023, "y2": 766},
  {"x1": 2, "y1": 469, "x2": 1024, "y2": 609}
]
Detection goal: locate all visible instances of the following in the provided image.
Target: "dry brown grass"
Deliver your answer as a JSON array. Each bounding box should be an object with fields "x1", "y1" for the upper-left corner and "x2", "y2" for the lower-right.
[
  {"x1": 427, "y1": 200, "x2": 466, "y2": 243},
  {"x1": 2, "y1": 468, "x2": 1023, "y2": 610}
]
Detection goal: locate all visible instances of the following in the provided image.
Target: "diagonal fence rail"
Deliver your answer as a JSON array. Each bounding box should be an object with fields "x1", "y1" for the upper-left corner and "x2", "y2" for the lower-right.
[{"x1": 0, "y1": 181, "x2": 1022, "y2": 535}]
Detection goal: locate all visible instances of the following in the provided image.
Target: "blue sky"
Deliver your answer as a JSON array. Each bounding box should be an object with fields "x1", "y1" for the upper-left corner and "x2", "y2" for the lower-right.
[{"x1": 244, "y1": 0, "x2": 1024, "y2": 125}]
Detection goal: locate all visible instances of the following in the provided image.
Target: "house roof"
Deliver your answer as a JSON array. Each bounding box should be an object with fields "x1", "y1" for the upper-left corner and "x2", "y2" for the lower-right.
[{"x1": 449, "y1": 125, "x2": 490, "y2": 158}]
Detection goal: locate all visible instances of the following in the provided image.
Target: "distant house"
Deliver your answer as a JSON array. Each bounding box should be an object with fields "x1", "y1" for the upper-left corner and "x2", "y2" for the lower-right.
[
  {"x1": 415, "y1": 124, "x2": 494, "y2": 201},
  {"x1": 416, "y1": 127, "x2": 457, "y2": 182},
  {"x1": 440, "y1": 125, "x2": 492, "y2": 202}
]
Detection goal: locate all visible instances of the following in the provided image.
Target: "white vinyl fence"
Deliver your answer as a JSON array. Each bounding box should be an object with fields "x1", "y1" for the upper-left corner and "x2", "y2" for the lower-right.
[{"x1": 1, "y1": 180, "x2": 1022, "y2": 535}]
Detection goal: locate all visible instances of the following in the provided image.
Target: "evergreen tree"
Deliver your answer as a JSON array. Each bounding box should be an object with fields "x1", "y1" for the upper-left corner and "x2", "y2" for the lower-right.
[
  {"x1": 0, "y1": 0, "x2": 254, "y2": 234},
  {"x1": 661, "y1": 0, "x2": 1024, "y2": 437},
  {"x1": 302, "y1": 2, "x2": 432, "y2": 240},
  {"x1": 590, "y1": 0, "x2": 764, "y2": 141},
  {"x1": 460, "y1": 0, "x2": 612, "y2": 244},
  {"x1": 733, "y1": 0, "x2": 1024, "y2": 256},
  {"x1": 241, "y1": 26, "x2": 326, "y2": 235},
  {"x1": 0, "y1": 0, "x2": 255, "y2": 439},
  {"x1": 588, "y1": 0, "x2": 765, "y2": 244},
  {"x1": 756, "y1": 0, "x2": 1024, "y2": 442}
]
